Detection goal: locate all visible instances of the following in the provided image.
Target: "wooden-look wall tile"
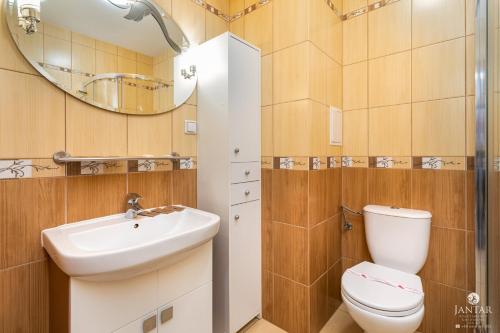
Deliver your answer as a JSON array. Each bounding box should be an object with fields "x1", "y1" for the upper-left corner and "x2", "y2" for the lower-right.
[
  {"x1": 172, "y1": 169, "x2": 197, "y2": 208},
  {"x1": 67, "y1": 174, "x2": 127, "y2": 223},
  {"x1": 127, "y1": 113, "x2": 173, "y2": 156},
  {"x1": 262, "y1": 220, "x2": 273, "y2": 272},
  {"x1": 411, "y1": 169, "x2": 466, "y2": 229},
  {"x1": 466, "y1": 170, "x2": 475, "y2": 231},
  {"x1": 66, "y1": 96, "x2": 127, "y2": 157},
  {"x1": 420, "y1": 227, "x2": 466, "y2": 289},
  {"x1": 172, "y1": 0, "x2": 205, "y2": 45},
  {"x1": 309, "y1": 222, "x2": 328, "y2": 283},
  {"x1": 273, "y1": 274, "x2": 310, "y2": 333},
  {"x1": 205, "y1": 12, "x2": 228, "y2": 41},
  {"x1": 0, "y1": 261, "x2": 49, "y2": 333},
  {"x1": 328, "y1": 168, "x2": 342, "y2": 218},
  {"x1": 128, "y1": 171, "x2": 172, "y2": 209},
  {"x1": 341, "y1": 215, "x2": 371, "y2": 262},
  {"x1": 262, "y1": 168, "x2": 272, "y2": 221},
  {"x1": 0, "y1": 70, "x2": 65, "y2": 158},
  {"x1": 368, "y1": 168, "x2": 411, "y2": 208},
  {"x1": 326, "y1": 262, "x2": 342, "y2": 315},
  {"x1": 273, "y1": 222, "x2": 308, "y2": 284},
  {"x1": 309, "y1": 170, "x2": 329, "y2": 226},
  {"x1": 49, "y1": 260, "x2": 69, "y2": 333},
  {"x1": 262, "y1": 270, "x2": 274, "y2": 322},
  {"x1": 244, "y1": 2, "x2": 272, "y2": 55},
  {"x1": 327, "y1": 215, "x2": 341, "y2": 269},
  {"x1": 343, "y1": 14, "x2": 367, "y2": 65},
  {"x1": 0, "y1": 178, "x2": 66, "y2": 269},
  {"x1": 342, "y1": 167, "x2": 367, "y2": 212},
  {"x1": 310, "y1": 274, "x2": 330, "y2": 333},
  {"x1": 422, "y1": 280, "x2": 467, "y2": 333},
  {"x1": 467, "y1": 231, "x2": 475, "y2": 291},
  {"x1": 272, "y1": 169, "x2": 308, "y2": 227},
  {"x1": 272, "y1": 42, "x2": 309, "y2": 104},
  {"x1": 172, "y1": 104, "x2": 197, "y2": 157}
]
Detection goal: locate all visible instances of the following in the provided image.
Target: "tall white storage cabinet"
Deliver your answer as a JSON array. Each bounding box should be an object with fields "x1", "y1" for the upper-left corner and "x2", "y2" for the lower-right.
[{"x1": 197, "y1": 32, "x2": 261, "y2": 333}]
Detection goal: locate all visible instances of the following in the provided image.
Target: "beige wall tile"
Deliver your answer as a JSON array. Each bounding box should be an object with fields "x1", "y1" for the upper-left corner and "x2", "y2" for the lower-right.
[
  {"x1": 44, "y1": 24, "x2": 71, "y2": 41},
  {"x1": 128, "y1": 113, "x2": 173, "y2": 156},
  {"x1": 172, "y1": 0, "x2": 206, "y2": 45},
  {"x1": 72, "y1": 32, "x2": 95, "y2": 48},
  {"x1": 466, "y1": 35, "x2": 475, "y2": 96},
  {"x1": 44, "y1": 35, "x2": 71, "y2": 68},
  {"x1": 95, "y1": 50, "x2": 117, "y2": 74},
  {"x1": 208, "y1": 0, "x2": 229, "y2": 14},
  {"x1": 309, "y1": 44, "x2": 327, "y2": 105},
  {"x1": 17, "y1": 30, "x2": 43, "y2": 65},
  {"x1": 117, "y1": 47, "x2": 137, "y2": 61},
  {"x1": 327, "y1": 58, "x2": 342, "y2": 108},
  {"x1": 412, "y1": 97, "x2": 466, "y2": 156},
  {"x1": 327, "y1": 9, "x2": 343, "y2": 64},
  {"x1": 343, "y1": 109, "x2": 368, "y2": 156},
  {"x1": 262, "y1": 54, "x2": 273, "y2": 107},
  {"x1": 273, "y1": 0, "x2": 308, "y2": 51},
  {"x1": 343, "y1": 61, "x2": 367, "y2": 110},
  {"x1": 229, "y1": 18, "x2": 245, "y2": 39},
  {"x1": 412, "y1": 38, "x2": 466, "y2": 102},
  {"x1": 244, "y1": 2, "x2": 272, "y2": 55},
  {"x1": 262, "y1": 106, "x2": 273, "y2": 156},
  {"x1": 310, "y1": 101, "x2": 329, "y2": 156},
  {"x1": 172, "y1": 104, "x2": 197, "y2": 156},
  {"x1": 155, "y1": 0, "x2": 172, "y2": 14},
  {"x1": 66, "y1": 96, "x2": 127, "y2": 156},
  {"x1": 230, "y1": 0, "x2": 244, "y2": 16},
  {"x1": 369, "y1": 104, "x2": 411, "y2": 156},
  {"x1": 273, "y1": 100, "x2": 312, "y2": 156},
  {"x1": 71, "y1": 43, "x2": 95, "y2": 74},
  {"x1": 343, "y1": 14, "x2": 367, "y2": 65},
  {"x1": 205, "y1": 12, "x2": 228, "y2": 41},
  {"x1": 368, "y1": 51, "x2": 411, "y2": 107},
  {"x1": 0, "y1": 70, "x2": 65, "y2": 158},
  {"x1": 309, "y1": 0, "x2": 330, "y2": 54},
  {"x1": 273, "y1": 42, "x2": 309, "y2": 104},
  {"x1": 466, "y1": 96, "x2": 475, "y2": 156},
  {"x1": 368, "y1": 0, "x2": 411, "y2": 59},
  {"x1": 466, "y1": 0, "x2": 476, "y2": 35},
  {"x1": 412, "y1": 0, "x2": 465, "y2": 48},
  {"x1": 95, "y1": 40, "x2": 117, "y2": 55}
]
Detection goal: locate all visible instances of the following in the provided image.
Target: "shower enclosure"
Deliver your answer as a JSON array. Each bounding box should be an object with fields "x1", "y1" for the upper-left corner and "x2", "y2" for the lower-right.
[{"x1": 476, "y1": 0, "x2": 500, "y2": 331}]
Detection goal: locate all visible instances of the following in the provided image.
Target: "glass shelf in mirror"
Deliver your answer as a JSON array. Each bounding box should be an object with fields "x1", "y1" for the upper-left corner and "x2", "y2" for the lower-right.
[{"x1": 4, "y1": 0, "x2": 197, "y2": 115}]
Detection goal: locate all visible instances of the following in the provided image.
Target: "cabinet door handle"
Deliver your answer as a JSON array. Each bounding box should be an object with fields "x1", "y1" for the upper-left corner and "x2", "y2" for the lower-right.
[
  {"x1": 245, "y1": 170, "x2": 251, "y2": 176},
  {"x1": 244, "y1": 190, "x2": 250, "y2": 195},
  {"x1": 234, "y1": 215, "x2": 240, "y2": 221},
  {"x1": 143, "y1": 314, "x2": 157, "y2": 333},
  {"x1": 160, "y1": 306, "x2": 174, "y2": 324},
  {"x1": 234, "y1": 147, "x2": 240, "y2": 154}
]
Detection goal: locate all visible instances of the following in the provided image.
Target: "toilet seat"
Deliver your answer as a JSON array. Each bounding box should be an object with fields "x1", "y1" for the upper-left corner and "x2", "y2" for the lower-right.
[{"x1": 341, "y1": 262, "x2": 424, "y2": 318}]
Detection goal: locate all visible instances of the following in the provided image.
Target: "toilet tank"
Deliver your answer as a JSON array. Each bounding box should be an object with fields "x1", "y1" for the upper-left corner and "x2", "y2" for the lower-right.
[{"x1": 363, "y1": 205, "x2": 431, "y2": 274}]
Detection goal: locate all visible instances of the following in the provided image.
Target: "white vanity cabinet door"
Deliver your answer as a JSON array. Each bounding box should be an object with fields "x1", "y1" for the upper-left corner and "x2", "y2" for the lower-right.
[
  {"x1": 230, "y1": 162, "x2": 261, "y2": 184},
  {"x1": 113, "y1": 311, "x2": 157, "y2": 333},
  {"x1": 230, "y1": 181, "x2": 261, "y2": 205},
  {"x1": 229, "y1": 200, "x2": 261, "y2": 332},
  {"x1": 157, "y1": 283, "x2": 212, "y2": 333}
]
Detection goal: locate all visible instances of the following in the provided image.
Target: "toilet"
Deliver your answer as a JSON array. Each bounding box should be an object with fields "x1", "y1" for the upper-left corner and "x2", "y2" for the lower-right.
[{"x1": 341, "y1": 205, "x2": 431, "y2": 333}]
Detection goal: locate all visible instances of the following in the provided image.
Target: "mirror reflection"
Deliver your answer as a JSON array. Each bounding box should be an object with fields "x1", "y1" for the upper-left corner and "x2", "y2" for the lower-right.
[{"x1": 5, "y1": 0, "x2": 197, "y2": 115}]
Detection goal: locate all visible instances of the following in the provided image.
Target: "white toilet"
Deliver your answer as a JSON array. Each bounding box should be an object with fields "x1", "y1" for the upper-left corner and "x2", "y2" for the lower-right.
[{"x1": 341, "y1": 205, "x2": 431, "y2": 333}]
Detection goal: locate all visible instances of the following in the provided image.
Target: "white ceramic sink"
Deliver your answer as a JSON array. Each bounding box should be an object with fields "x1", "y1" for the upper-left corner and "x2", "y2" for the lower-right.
[{"x1": 42, "y1": 206, "x2": 220, "y2": 281}]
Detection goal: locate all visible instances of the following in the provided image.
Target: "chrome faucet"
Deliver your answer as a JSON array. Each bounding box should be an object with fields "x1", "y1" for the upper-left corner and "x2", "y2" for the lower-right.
[{"x1": 125, "y1": 193, "x2": 144, "y2": 219}]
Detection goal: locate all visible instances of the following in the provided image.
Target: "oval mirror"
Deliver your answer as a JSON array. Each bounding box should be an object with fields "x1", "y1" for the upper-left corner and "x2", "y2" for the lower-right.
[{"x1": 4, "y1": 0, "x2": 197, "y2": 115}]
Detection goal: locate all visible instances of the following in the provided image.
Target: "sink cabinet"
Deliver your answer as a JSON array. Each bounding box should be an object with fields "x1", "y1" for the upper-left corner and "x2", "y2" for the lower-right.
[{"x1": 50, "y1": 241, "x2": 213, "y2": 333}]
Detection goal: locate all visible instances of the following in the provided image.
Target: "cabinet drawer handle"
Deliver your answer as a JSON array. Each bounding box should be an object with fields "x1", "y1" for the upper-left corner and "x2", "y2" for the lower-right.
[
  {"x1": 234, "y1": 215, "x2": 240, "y2": 221},
  {"x1": 244, "y1": 190, "x2": 250, "y2": 195},
  {"x1": 143, "y1": 314, "x2": 157, "y2": 332},
  {"x1": 160, "y1": 306, "x2": 174, "y2": 324},
  {"x1": 234, "y1": 148, "x2": 240, "y2": 154},
  {"x1": 245, "y1": 170, "x2": 251, "y2": 176}
]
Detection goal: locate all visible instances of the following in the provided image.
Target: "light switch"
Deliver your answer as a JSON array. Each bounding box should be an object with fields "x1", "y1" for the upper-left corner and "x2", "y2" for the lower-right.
[
  {"x1": 329, "y1": 107, "x2": 342, "y2": 146},
  {"x1": 184, "y1": 120, "x2": 197, "y2": 135}
]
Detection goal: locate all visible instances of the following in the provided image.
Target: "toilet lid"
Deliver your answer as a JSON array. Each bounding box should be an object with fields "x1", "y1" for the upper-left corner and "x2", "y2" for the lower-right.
[{"x1": 341, "y1": 262, "x2": 424, "y2": 314}]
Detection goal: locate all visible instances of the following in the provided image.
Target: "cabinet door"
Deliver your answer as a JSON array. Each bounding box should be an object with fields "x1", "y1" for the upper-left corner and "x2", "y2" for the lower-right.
[
  {"x1": 157, "y1": 282, "x2": 212, "y2": 333},
  {"x1": 113, "y1": 312, "x2": 157, "y2": 333},
  {"x1": 229, "y1": 200, "x2": 261, "y2": 332},
  {"x1": 228, "y1": 36, "x2": 260, "y2": 163}
]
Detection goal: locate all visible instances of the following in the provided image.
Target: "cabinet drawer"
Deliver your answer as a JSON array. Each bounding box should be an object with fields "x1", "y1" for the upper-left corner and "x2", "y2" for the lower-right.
[
  {"x1": 231, "y1": 162, "x2": 261, "y2": 184},
  {"x1": 230, "y1": 181, "x2": 261, "y2": 205}
]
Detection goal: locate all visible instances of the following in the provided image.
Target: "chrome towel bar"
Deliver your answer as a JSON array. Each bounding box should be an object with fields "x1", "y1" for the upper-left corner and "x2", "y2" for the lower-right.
[{"x1": 53, "y1": 151, "x2": 187, "y2": 164}]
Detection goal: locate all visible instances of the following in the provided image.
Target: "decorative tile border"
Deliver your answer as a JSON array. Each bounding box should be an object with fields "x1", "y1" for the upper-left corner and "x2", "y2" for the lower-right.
[
  {"x1": 341, "y1": 0, "x2": 401, "y2": 21},
  {"x1": 0, "y1": 159, "x2": 63, "y2": 179},
  {"x1": 173, "y1": 157, "x2": 197, "y2": 170},
  {"x1": 412, "y1": 157, "x2": 466, "y2": 171},
  {"x1": 368, "y1": 156, "x2": 411, "y2": 169},
  {"x1": 128, "y1": 160, "x2": 173, "y2": 172},
  {"x1": 328, "y1": 156, "x2": 342, "y2": 168},
  {"x1": 494, "y1": 156, "x2": 500, "y2": 172},
  {"x1": 191, "y1": 0, "x2": 231, "y2": 21},
  {"x1": 341, "y1": 156, "x2": 369, "y2": 168},
  {"x1": 67, "y1": 161, "x2": 127, "y2": 176},
  {"x1": 230, "y1": 0, "x2": 271, "y2": 21},
  {"x1": 262, "y1": 156, "x2": 273, "y2": 169}
]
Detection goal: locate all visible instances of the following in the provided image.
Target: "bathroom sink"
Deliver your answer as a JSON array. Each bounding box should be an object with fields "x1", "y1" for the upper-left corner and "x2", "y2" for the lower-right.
[{"x1": 42, "y1": 206, "x2": 220, "y2": 281}]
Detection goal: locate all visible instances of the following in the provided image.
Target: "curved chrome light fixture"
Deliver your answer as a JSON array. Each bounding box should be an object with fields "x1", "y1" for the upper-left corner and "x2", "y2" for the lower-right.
[
  {"x1": 107, "y1": 0, "x2": 183, "y2": 54},
  {"x1": 17, "y1": 0, "x2": 40, "y2": 34}
]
